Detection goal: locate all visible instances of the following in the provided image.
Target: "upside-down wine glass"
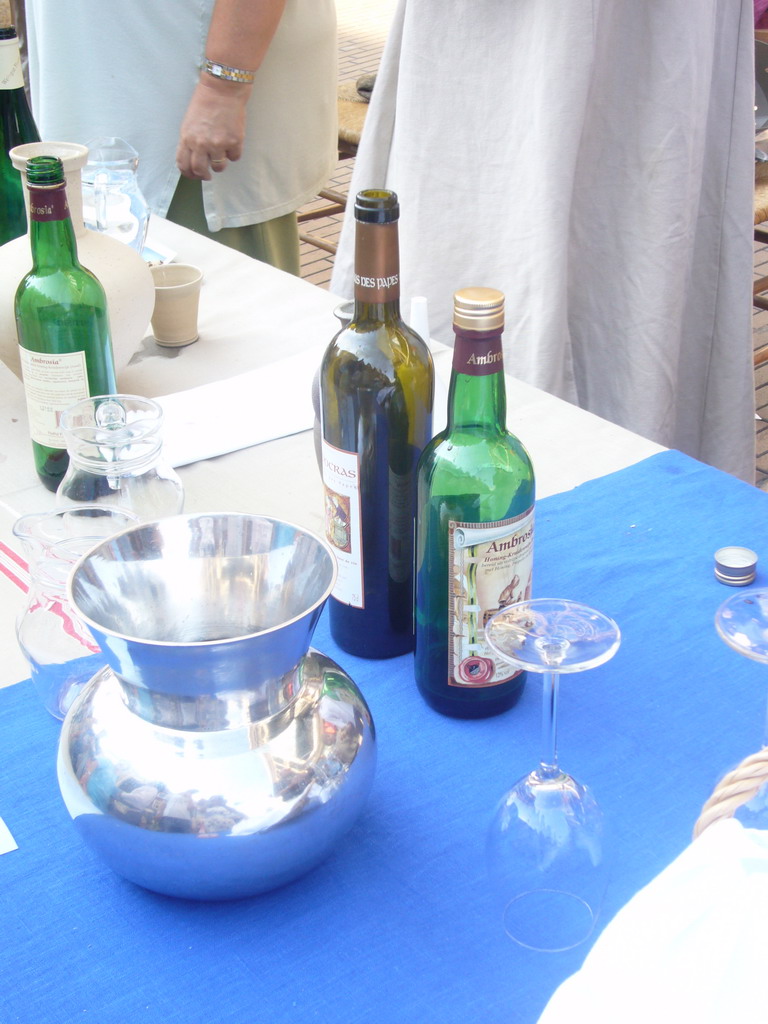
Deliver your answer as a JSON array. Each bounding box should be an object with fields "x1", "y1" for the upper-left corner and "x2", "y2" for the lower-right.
[
  {"x1": 714, "y1": 590, "x2": 768, "y2": 823},
  {"x1": 715, "y1": 590, "x2": 768, "y2": 741},
  {"x1": 484, "y1": 598, "x2": 621, "y2": 953},
  {"x1": 684, "y1": 589, "x2": 768, "y2": 835}
]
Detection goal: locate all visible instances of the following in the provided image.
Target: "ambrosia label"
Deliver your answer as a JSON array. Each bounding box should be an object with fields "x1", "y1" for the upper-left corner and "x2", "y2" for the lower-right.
[
  {"x1": 28, "y1": 184, "x2": 69, "y2": 223},
  {"x1": 18, "y1": 348, "x2": 89, "y2": 448},
  {"x1": 447, "y1": 508, "x2": 534, "y2": 687},
  {"x1": 452, "y1": 333, "x2": 504, "y2": 376},
  {"x1": 322, "y1": 438, "x2": 364, "y2": 608}
]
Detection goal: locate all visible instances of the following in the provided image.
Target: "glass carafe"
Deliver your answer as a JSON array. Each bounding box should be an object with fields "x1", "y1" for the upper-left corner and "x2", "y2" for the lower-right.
[
  {"x1": 13, "y1": 506, "x2": 139, "y2": 719},
  {"x1": 56, "y1": 395, "x2": 184, "y2": 522},
  {"x1": 82, "y1": 137, "x2": 149, "y2": 254}
]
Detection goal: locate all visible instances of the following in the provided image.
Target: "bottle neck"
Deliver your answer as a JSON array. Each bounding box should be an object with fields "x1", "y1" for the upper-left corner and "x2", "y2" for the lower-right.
[
  {"x1": 27, "y1": 182, "x2": 80, "y2": 269},
  {"x1": 353, "y1": 219, "x2": 402, "y2": 320},
  {"x1": 447, "y1": 325, "x2": 507, "y2": 432}
]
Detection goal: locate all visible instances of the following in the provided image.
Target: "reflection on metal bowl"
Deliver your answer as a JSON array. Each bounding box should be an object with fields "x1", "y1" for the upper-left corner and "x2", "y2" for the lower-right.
[{"x1": 57, "y1": 513, "x2": 376, "y2": 900}]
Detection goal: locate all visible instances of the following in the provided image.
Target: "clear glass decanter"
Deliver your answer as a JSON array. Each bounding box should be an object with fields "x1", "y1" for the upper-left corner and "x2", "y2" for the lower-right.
[{"x1": 56, "y1": 395, "x2": 184, "y2": 522}]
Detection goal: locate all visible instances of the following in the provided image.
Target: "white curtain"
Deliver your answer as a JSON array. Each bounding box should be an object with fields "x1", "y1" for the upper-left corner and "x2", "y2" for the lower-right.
[{"x1": 331, "y1": 0, "x2": 756, "y2": 481}]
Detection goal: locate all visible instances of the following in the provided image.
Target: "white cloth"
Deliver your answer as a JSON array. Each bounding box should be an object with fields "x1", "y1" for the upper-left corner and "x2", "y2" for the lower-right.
[
  {"x1": 538, "y1": 819, "x2": 768, "y2": 1024},
  {"x1": 331, "y1": 0, "x2": 756, "y2": 482},
  {"x1": 24, "y1": 0, "x2": 337, "y2": 230}
]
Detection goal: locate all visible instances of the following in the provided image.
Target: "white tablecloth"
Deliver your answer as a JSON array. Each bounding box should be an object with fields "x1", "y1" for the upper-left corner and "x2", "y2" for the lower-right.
[{"x1": 0, "y1": 217, "x2": 663, "y2": 685}]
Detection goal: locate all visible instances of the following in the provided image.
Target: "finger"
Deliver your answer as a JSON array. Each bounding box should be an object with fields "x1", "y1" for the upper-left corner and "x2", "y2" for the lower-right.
[
  {"x1": 187, "y1": 148, "x2": 214, "y2": 180},
  {"x1": 177, "y1": 155, "x2": 211, "y2": 181},
  {"x1": 210, "y1": 156, "x2": 228, "y2": 173},
  {"x1": 224, "y1": 140, "x2": 243, "y2": 163}
]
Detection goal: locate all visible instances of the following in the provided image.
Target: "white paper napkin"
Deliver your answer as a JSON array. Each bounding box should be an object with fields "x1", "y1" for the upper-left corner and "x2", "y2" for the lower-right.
[
  {"x1": 156, "y1": 351, "x2": 318, "y2": 468},
  {"x1": 538, "y1": 818, "x2": 768, "y2": 1024},
  {"x1": 156, "y1": 343, "x2": 450, "y2": 470}
]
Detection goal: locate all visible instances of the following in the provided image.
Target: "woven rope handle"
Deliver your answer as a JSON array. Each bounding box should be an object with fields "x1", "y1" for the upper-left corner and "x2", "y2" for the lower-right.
[{"x1": 693, "y1": 748, "x2": 768, "y2": 839}]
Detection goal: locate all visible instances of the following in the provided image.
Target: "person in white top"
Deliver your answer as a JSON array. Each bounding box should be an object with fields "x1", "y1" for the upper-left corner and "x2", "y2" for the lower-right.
[
  {"x1": 331, "y1": 0, "x2": 756, "y2": 483},
  {"x1": 23, "y1": 0, "x2": 337, "y2": 275}
]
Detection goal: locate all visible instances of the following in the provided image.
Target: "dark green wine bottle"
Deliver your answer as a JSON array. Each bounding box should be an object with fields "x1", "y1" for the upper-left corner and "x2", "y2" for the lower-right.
[
  {"x1": 15, "y1": 156, "x2": 117, "y2": 492},
  {"x1": 415, "y1": 288, "x2": 535, "y2": 717},
  {"x1": 0, "y1": 27, "x2": 40, "y2": 245},
  {"x1": 320, "y1": 189, "x2": 434, "y2": 658}
]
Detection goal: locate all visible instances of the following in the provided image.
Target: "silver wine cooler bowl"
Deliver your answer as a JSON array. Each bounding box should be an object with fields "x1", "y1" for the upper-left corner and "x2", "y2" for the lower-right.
[{"x1": 57, "y1": 513, "x2": 376, "y2": 900}]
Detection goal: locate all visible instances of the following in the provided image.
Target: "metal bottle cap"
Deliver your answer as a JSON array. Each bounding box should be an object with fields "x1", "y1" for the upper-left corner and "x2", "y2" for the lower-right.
[
  {"x1": 453, "y1": 287, "x2": 505, "y2": 331},
  {"x1": 714, "y1": 546, "x2": 758, "y2": 586}
]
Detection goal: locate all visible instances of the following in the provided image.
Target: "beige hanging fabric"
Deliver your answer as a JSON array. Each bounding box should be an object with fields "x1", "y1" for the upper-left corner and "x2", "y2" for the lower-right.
[{"x1": 332, "y1": 0, "x2": 756, "y2": 482}]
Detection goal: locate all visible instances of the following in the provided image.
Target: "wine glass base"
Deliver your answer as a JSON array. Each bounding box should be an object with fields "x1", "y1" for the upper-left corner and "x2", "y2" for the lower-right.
[{"x1": 502, "y1": 888, "x2": 597, "y2": 953}]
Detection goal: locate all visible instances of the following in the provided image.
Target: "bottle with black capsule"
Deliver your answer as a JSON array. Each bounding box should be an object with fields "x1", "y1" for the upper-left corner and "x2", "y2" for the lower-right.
[
  {"x1": 0, "y1": 26, "x2": 40, "y2": 245},
  {"x1": 15, "y1": 156, "x2": 117, "y2": 491},
  {"x1": 415, "y1": 287, "x2": 535, "y2": 717},
  {"x1": 320, "y1": 189, "x2": 434, "y2": 658}
]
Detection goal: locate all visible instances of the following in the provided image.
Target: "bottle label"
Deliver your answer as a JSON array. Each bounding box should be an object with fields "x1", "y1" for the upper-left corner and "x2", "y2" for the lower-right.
[
  {"x1": 28, "y1": 184, "x2": 69, "y2": 223},
  {"x1": 447, "y1": 508, "x2": 534, "y2": 687},
  {"x1": 19, "y1": 348, "x2": 90, "y2": 448},
  {"x1": 453, "y1": 331, "x2": 505, "y2": 377},
  {"x1": 353, "y1": 222, "x2": 400, "y2": 304},
  {"x1": 0, "y1": 38, "x2": 24, "y2": 90},
  {"x1": 321, "y1": 438, "x2": 364, "y2": 608}
]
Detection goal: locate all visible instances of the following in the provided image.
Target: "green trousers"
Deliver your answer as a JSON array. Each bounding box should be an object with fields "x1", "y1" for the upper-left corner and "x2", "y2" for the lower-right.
[{"x1": 166, "y1": 174, "x2": 301, "y2": 277}]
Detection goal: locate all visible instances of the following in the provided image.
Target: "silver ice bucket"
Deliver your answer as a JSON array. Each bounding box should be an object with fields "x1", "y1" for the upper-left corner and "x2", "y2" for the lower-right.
[{"x1": 58, "y1": 513, "x2": 376, "y2": 900}]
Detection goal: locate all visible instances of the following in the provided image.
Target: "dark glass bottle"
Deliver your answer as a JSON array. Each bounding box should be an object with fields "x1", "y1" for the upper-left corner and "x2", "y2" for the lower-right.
[
  {"x1": 415, "y1": 288, "x2": 535, "y2": 717},
  {"x1": 15, "y1": 156, "x2": 117, "y2": 492},
  {"x1": 0, "y1": 26, "x2": 40, "y2": 245},
  {"x1": 320, "y1": 189, "x2": 434, "y2": 658}
]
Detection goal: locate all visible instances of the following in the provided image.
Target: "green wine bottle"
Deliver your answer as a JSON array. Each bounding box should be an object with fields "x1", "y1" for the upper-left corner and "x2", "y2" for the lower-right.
[
  {"x1": 0, "y1": 26, "x2": 40, "y2": 245},
  {"x1": 320, "y1": 189, "x2": 434, "y2": 658},
  {"x1": 15, "y1": 156, "x2": 117, "y2": 492},
  {"x1": 415, "y1": 287, "x2": 535, "y2": 717}
]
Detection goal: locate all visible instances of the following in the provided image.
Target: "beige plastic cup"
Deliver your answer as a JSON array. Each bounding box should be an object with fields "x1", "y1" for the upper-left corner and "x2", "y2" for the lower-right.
[{"x1": 149, "y1": 263, "x2": 203, "y2": 347}]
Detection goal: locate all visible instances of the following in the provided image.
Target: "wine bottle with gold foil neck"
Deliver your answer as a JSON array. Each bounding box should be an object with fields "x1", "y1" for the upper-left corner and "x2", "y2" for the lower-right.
[
  {"x1": 415, "y1": 288, "x2": 535, "y2": 717},
  {"x1": 320, "y1": 189, "x2": 434, "y2": 658},
  {"x1": 15, "y1": 156, "x2": 117, "y2": 491}
]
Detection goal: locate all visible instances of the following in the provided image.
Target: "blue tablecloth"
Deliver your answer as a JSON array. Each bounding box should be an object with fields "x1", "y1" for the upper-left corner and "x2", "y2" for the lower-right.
[{"x1": 2, "y1": 450, "x2": 767, "y2": 1024}]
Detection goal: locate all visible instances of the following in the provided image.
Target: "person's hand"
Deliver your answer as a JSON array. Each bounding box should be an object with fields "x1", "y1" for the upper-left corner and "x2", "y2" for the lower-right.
[{"x1": 175, "y1": 75, "x2": 252, "y2": 180}]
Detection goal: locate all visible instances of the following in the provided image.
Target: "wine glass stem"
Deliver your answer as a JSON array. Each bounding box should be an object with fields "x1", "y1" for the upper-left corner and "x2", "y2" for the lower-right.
[{"x1": 539, "y1": 669, "x2": 560, "y2": 778}]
